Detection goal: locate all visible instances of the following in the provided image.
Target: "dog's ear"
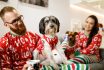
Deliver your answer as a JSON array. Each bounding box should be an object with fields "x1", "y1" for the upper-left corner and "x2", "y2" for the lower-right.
[
  {"x1": 39, "y1": 17, "x2": 46, "y2": 34},
  {"x1": 54, "y1": 16, "x2": 60, "y2": 32},
  {"x1": 65, "y1": 31, "x2": 69, "y2": 34},
  {"x1": 74, "y1": 32, "x2": 78, "y2": 36}
]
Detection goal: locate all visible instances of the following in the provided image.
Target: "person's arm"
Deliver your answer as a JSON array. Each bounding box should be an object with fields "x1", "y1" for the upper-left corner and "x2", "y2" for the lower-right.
[
  {"x1": 80, "y1": 34, "x2": 102, "y2": 55},
  {"x1": 34, "y1": 33, "x2": 40, "y2": 45},
  {"x1": 0, "y1": 37, "x2": 6, "y2": 69},
  {"x1": 0, "y1": 55, "x2": 1, "y2": 70},
  {"x1": 0, "y1": 37, "x2": 12, "y2": 69}
]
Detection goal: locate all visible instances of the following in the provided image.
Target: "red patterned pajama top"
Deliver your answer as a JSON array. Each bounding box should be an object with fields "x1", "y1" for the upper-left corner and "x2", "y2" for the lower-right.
[{"x1": 0, "y1": 32, "x2": 40, "y2": 70}]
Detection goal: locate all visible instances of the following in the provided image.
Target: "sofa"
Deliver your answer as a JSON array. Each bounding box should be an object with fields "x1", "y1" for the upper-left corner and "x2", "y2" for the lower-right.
[{"x1": 90, "y1": 48, "x2": 104, "y2": 70}]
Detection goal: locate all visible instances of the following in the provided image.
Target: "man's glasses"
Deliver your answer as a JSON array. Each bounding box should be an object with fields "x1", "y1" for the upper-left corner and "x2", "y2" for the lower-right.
[{"x1": 7, "y1": 15, "x2": 23, "y2": 24}]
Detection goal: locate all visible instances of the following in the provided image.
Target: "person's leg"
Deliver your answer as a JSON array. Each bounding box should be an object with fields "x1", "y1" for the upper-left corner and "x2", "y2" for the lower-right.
[
  {"x1": 67, "y1": 54, "x2": 99, "y2": 64},
  {"x1": 39, "y1": 64, "x2": 90, "y2": 70}
]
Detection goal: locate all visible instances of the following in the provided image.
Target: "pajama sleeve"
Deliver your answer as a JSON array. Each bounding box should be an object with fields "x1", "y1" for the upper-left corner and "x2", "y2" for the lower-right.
[
  {"x1": 0, "y1": 37, "x2": 12, "y2": 69},
  {"x1": 80, "y1": 34, "x2": 102, "y2": 55}
]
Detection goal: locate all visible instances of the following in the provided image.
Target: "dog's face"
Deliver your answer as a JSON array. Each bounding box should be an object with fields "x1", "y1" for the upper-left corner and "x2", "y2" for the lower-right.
[
  {"x1": 65, "y1": 31, "x2": 78, "y2": 47},
  {"x1": 39, "y1": 16, "x2": 60, "y2": 35}
]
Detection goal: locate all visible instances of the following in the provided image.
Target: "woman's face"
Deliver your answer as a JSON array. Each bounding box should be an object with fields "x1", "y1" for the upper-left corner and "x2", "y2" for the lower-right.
[{"x1": 84, "y1": 17, "x2": 95, "y2": 32}]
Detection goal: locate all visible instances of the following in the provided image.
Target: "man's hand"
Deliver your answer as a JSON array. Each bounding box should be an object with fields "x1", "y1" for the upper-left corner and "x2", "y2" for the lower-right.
[
  {"x1": 22, "y1": 64, "x2": 35, "y2": 70},
  {"x1": 3, "y1": 68, "x2": 12, "y2": 70},
  {"x1": 22, "y1": 64, "x2": 28, "y2": 70}
]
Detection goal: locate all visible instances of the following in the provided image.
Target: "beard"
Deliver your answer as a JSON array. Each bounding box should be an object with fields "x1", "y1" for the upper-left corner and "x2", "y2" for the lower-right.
[{"x1": 10, "y1": 23, "x2": 26, "y2": 35}]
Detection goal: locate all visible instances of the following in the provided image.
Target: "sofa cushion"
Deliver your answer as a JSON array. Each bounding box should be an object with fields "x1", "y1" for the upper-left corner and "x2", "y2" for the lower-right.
[
  {"x1": 99, "y1": 48, "x2": 104, "y2": 59},
  {"x1": 90, "y1": 63, "x2": 104, "y2": 70},
  {"x1": 90, "y1": 48, "x2": 104, "y2": 70}
]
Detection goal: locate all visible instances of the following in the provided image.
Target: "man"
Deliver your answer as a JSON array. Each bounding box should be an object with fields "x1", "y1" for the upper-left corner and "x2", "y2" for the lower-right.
[{"x1": 0, "y1": 6, "x2": 40, "y2": 70}]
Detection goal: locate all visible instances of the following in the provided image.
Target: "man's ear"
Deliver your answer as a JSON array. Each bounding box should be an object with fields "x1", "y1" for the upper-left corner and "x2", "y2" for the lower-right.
[
  {"x1": 4, "y1": 23, "x2": 9, "y2": 28},
  {"x1": 4, "y1": 23, "x2": 7, "y2": 26}
]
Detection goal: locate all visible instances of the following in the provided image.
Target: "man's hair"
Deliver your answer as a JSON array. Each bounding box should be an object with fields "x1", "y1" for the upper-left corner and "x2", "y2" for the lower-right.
[{"x1": 0, "y1": 6, "x2": 16, "y2": 18}]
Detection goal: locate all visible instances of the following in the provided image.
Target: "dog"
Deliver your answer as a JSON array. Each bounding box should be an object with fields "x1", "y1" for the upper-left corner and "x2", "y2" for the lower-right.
[
  {"x1": 33, "y1": 16, "x2": 67, "y2": 70},
  {"x1": 61, "y1": 31, "x2": 78, "y2": 59},
  {"x1": 97, "y1": 23, "x2": 104, "y2": 35},
  {"x1": 65, "y1": 31, "x2": 78, "y2": 47}
]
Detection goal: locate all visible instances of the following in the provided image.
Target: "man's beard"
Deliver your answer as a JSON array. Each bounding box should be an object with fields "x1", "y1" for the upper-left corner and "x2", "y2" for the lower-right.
[
  {"x1": 10, "y1": 24, "x2": 26, "y2": 35},
  {"x1": 45, "y1": 28, "x2": 56, "y2": 35}
]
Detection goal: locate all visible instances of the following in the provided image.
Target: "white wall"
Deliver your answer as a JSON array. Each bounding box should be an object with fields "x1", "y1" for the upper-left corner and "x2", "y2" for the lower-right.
[
  {"x1": 49, "y1": 0, "x2": 70, "y2": 37},
  {"x1": 0, "y1": 0, "x2": 70, "y2": 37}
]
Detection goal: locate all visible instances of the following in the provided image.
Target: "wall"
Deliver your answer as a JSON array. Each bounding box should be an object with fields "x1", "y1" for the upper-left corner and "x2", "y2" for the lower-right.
[{"x1": 0, "y1": 0, "x2": 70, "y2": 37}]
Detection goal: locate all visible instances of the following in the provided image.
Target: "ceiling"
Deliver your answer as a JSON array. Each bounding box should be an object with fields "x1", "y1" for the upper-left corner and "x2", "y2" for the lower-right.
[
  {"x1": 76, "y1": 0, "x2": 104, "y2": 9},
  {"x1": 70, "y1": 0, "x2": 104, "y2": 15}
]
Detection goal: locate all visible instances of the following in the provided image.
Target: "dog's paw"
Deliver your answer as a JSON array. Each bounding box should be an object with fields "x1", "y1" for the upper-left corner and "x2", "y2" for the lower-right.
[
  {"x1": 53, "y1": 64, "x2": 60, "y2": 70},
  {"x1": 63, "y1": 61, "x2": 69, "y2": 65}
]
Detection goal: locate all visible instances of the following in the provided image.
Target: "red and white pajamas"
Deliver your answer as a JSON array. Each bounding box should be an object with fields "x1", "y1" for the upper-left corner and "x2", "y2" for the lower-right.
[
  {"x1": 0, "y1": 32, "x2": 40, "y2": 70},
  {"x1": 68, "y1": 32, "x2": 102, "y2": 64},
  {"x1": 36, "y1": 35, "x2": 58, "y2": 53}
]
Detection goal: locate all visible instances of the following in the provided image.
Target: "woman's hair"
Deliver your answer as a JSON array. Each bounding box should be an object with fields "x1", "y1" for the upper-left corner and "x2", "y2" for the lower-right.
[{"x1": 86, "y1": 15, "x2": 99, "y2": 47}]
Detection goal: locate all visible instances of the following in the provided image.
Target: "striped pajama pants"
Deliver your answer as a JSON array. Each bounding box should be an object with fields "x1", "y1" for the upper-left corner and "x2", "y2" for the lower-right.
[
  {"x1": 67, "y1": 54, "x2": 99, "y2": 64},
  {"x1": 40, "y1": 54, "x2": 99, "y2": 70},
  {"x1": 40, "y1": 64, "x2": 90, "y2": 70}
]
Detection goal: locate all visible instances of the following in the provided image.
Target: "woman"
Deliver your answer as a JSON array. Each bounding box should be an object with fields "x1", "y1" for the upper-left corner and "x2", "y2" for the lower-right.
[{"x1": 67, "y1": 15, "x2": 102, "y2": 64}]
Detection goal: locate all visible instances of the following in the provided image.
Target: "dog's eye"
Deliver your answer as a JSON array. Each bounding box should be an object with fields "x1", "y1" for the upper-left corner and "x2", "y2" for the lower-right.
[
  {"x1": 45, "y1": 20, "x2": 49, "y2": 23},
  {"x1": 51, "y1": 19, "x2": 56, "y2": 23}
]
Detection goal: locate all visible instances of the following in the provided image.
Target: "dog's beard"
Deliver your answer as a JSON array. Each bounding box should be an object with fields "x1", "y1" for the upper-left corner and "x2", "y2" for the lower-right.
[{"x1": 45, "y1": 27, "x2": 57, "y2": 36}]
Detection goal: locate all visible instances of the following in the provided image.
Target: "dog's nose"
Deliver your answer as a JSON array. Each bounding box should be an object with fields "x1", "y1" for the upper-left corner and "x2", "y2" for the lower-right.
[
  {"x1": 50, "y1": 25, "x2": 54, "y2": 28},
  {"x1": 54, "y1": 54, "x2": 57, "y2": 55},
  {"x1": 69, "y1": 38, "x2": 72, "y2": 41}
]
